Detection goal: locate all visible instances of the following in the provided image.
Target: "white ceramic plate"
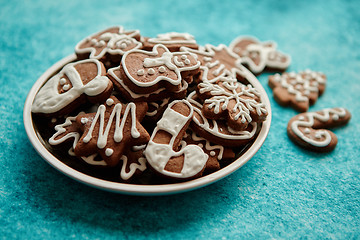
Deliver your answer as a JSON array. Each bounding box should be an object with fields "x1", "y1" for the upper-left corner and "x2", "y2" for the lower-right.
[{"x1": 24, "y1": 54, "x2": 271, "y2": 196}]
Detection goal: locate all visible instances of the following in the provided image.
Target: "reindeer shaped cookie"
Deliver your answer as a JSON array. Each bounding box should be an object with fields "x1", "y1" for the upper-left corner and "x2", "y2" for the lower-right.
[
  {"x1": 75, "y1": 26, "x2": 142, "y2": 63},
  {"x1": 229, "y1": 36, "x2": 291, "y2": 75}
]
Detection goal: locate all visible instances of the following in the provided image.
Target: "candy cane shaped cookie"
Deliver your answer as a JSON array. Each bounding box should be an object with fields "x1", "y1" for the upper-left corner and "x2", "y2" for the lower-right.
[
  {"x1": 144, "y1": 100, "x2": 208, "y2": 179},
  {"x1": 287, "y1": 108, "x2": 351, "y2": 152}
]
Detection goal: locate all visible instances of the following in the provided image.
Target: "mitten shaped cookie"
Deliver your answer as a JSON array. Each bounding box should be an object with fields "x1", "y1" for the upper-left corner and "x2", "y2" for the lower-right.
[{"x1": 31, "y1": 59, "x2": 113, "y2": 117}]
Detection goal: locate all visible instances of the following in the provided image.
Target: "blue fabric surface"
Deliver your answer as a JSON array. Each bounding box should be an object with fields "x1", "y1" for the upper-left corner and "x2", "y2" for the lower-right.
[{"x1": 1, "y1": 0, "x2": 360, "y2": 239}]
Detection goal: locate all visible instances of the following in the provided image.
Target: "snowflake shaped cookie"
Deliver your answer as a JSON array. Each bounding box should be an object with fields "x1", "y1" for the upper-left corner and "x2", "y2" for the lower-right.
[
  {"x1": 197, "y1": 77, "x2": 268, "y2": 130},
  {"x1": 268, "y1": 70, "x2": 326, "y2": 112},
  {"x1": 229, "y1": 36, "x2": 291, "y2": 75}
]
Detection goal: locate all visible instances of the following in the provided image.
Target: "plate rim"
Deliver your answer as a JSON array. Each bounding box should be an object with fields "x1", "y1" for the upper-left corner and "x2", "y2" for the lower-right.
[{"x1": 23, "y1": 54, "x2": 272, "y2": 196}]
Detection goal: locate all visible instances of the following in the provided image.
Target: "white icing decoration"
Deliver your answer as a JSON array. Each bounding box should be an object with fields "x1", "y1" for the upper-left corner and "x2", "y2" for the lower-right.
[
  {"x1": 105, "y1": 148, "x2": 114, "y2": 156},
  {"x1": 187, "y1": 91, "x2": 257, "y2": 141},
  {"x1": 144, "y1": 100, "x2": 208, "y2": 178},
  {"x1": 147, "y1": 32, "x2": 197, "y2": 45},
  {"x1": 189, "y1": 131, "x2": 224, "y2": 160},
  {"x1": 210, "y1": 151, "x2": 216, "y2": 156},
  {"x1": 59, "y1": 78, "x2": 66, "y2": 85},
  {"x1": 290, "y1": 108, "x2": 347, "y2": 147},
  {"x1": 81, "y1": 117, "x2": 88, "y2": 124},
  {"x1": 228, "y1": 36, "x2": 291, "y2": 74},
  {"x1": 82, "y1": 102, "x2": 140, "y2": 149},
  {"x1": 137, "y1": 69, "x2": 144, "y2": 76},
  {"x1": 199, "y1": 77, "x2": 267, "y2": 123},
  {"x1": 159, "y1": 66, "x2": 166, "y2": 73},
  {"x1": 119, "y1": 155, "x2": 147, "y2": 180},
  {"x1": 106, "y1": 98, "x2": 114, "y2": 106},
  {"x1": 271, "y1": 70, "x2": 326, "y2": 102},
  {"x1": 75, "y1": 26, "x2": 142, "y2": 59},
  {"x1": 80, "y1": 154, "x2": 107, "y2": 166},
  {"x1": 147, "y1": 68, "x2": 155, "y2": 75},
  {"x1": 122, "y1": 44, "x2": 200, "y2": 88},
  {"x1": 62, "y1": 84, "x2": 70, "y2": 91},
  {"x1": 180, "y1": 44, "x2": 247, "y2": 83},
  {"x1": 31, "y1": 59, "x2": 110, "y2": 114},
  {"x1": 146, "y1": 98, "x2": 169, "y2": 117}
]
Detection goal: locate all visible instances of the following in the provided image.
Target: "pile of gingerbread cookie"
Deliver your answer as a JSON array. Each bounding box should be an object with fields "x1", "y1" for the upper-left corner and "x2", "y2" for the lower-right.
[{"x1": 31, "y1": 26, "x2": 350, "y2": 183}]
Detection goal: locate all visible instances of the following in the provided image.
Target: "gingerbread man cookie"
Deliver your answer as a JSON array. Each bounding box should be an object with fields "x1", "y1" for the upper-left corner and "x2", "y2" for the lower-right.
[
  {"x1": 75, "y1": 26, "x2": 142, "y2": 66},
  {"x1": 74, "y1": 96, "x2": 150, "y2": 167},
  {"x1": 268, "y1": 70, "x2": 326, "y2": 112},
  {"x1": 287, "y1": 108, "x2": 351, "y2": 152},
  {"x1": 142, "y1": 32, "x2": 198, "y2": 52},
  {"x1": 187, "y1": 91, "x2": 258, "y2": 147},
  {"x1": 144, "y1": 100, "x2": 208, "y2": 179},
  {"x1": 197, "y1": 77, "x2": 267, "y2": 131},
  {"x1": 229, "y1": 36, "x2": 291, "y2": 75},
  {"x1": 31, "y1": 59, "x2": 113, "y2": 117},
  {"x1": 120, "y1": 44, "x2": 200, "y2": 94}
]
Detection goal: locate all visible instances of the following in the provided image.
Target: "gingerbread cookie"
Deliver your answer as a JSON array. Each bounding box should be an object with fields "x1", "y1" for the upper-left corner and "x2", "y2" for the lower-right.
[
  {"x1": 229, "y1": 36, "x2": 291, "y2": 75},
  {"x1": 187, "y1": 91, "x2": 258, "y2": 147},
  {"x1": 287, "y1": 108, "x2": 351, "y2": 152},
  {"x1": 197, "y1": 77, "x2": 267, "y2": 130},
  {"x1": 74, "y1": 96, "x2": 150, "y2": 167},
  {"x1": 268, "y1": 70, "x2": 326, "y2": 112},
  {"x1": 183, "y1": 129, "x2": 235, "y2": 173},
  {"x1": 75, "y1": 26, "x2": 142, "y2": 67},
  {"x1": 142, "y1": 32, "x2": 198, "y2": 52},
  {"x1": 31, "y1": 59, "x2": 113, "y2": 117},
  {"x1": 49, "y1": 112, "x2": 147, "y2": 180},
  {"x1": 107, "y1": 65, "x2": 187, "y2": 102},
  {"x1": 180, "y1": 44, "x2": 248, "y2": 83},
  {"x1": 144, "y1": 100, "x2": 208, "y2": 179},
  {"x1": 120, "y1": 44, "x2": 200, "y2": 94}
]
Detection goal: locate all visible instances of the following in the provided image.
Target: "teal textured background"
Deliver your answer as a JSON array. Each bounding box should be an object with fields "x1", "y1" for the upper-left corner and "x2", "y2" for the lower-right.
[{"x1": 1, "y1": 0, "x2": 360, "y2": 239}]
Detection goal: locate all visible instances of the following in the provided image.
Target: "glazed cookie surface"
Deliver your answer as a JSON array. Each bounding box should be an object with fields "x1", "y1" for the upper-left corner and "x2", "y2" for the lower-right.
[
  {"x1": 74, "y1": 96, "x2": 150, "y2": 167},
  {"x1": 197, "y1": 77, "x2": 268, "y2": 130},
  {"x1": 142, "y1": 32, "x2": 198, "y2": 52},
  {"x1": 287, "y1": 108, "x2": 351, "y2": 152},
  {"x1": 144, "y1": 100, "x2": 208, "y2": 179},
  {"x1": 120, "y1": 44, "x2": 200, "y2": 94},
  {"x1": 31, "y1": 59, "x2": 113, "y2": 117},
  {"x1": 268, "y1": 70, "x2": 326, "y2": 112},
  {"x1": 75, "y1": 26, "x2": 142, "y2": 66},
  {"x1": 229, "y1": 36, "x2": 291, "y2": 75}
]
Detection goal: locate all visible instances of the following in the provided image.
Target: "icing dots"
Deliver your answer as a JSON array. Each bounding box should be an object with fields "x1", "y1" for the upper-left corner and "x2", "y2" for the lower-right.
[{"x1": 288, "y1": 108, "x2": 351, "y2": 151}]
